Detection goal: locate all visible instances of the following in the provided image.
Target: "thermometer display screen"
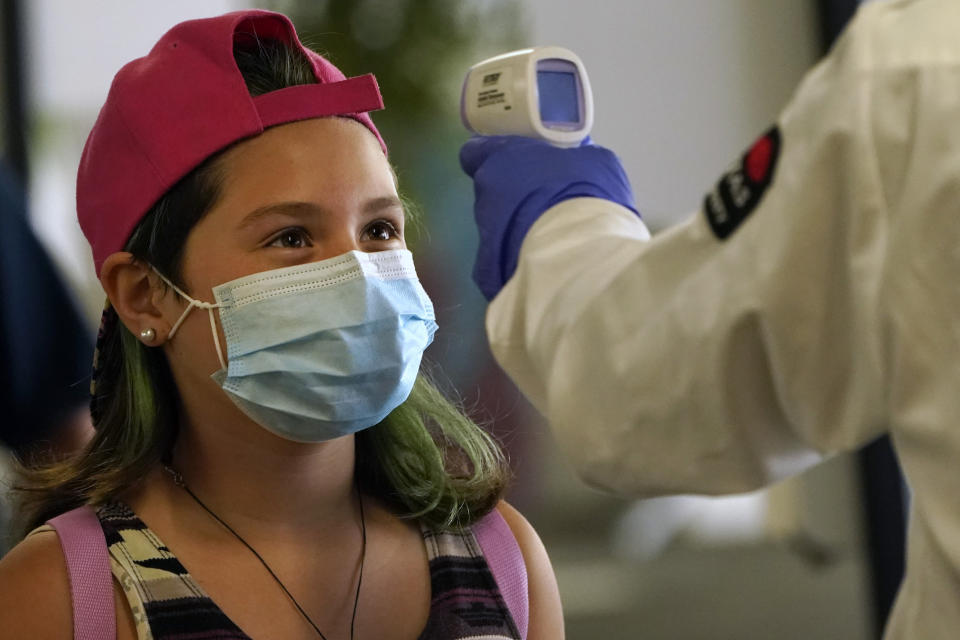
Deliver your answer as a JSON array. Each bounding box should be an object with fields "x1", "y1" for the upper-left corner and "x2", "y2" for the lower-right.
[{"x1": 537, "y1": 70, "x2": 579, "y2": 124}]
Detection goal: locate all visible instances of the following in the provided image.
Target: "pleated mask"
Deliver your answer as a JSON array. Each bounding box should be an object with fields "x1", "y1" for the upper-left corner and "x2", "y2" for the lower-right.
[{"x1": 158, "y1": 249, "x2": 437, "y2": 442}]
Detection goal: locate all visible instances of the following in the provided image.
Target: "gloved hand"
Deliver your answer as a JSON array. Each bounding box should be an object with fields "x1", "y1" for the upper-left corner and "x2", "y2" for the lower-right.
[{"x1": 460, "y1": 135, "x2": 638, "y2": 300}]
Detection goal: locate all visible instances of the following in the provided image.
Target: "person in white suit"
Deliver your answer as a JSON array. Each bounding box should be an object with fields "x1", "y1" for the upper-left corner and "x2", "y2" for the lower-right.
[{"x1": 460, "y1": 1, "x2": 959, "y2": 637}]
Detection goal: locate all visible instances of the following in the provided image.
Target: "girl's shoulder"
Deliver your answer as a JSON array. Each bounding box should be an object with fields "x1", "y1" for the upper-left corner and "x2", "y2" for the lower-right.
[
  {"x1": 493, "y1": 501, "x2": 565, "y2": 640},
  {"x1": 423, "y1": 501, "x2": 563, "y2": 640},
  {"x1": 0, "y1": 527, "x2": 73, "y2": 636},
  {"x1": 491, "y1": 501, "x2": 550, "y2": 577},
  {"x1": 0, "y1": 516, "x2": 139, "y2": 640}
]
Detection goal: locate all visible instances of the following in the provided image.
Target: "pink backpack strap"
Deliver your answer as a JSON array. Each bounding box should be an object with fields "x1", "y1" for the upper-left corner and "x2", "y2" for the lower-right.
[
  {"x1": 47, "y1": 505, "x2": 116, "y2": 640},
  {"x1": 473, "y1": 508, "x2": 529, "y2": 639}
]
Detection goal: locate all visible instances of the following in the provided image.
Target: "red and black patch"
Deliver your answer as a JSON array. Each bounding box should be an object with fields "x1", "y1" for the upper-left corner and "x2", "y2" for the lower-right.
[{"x1": 703, "y1": 126, "x2": 781, "y2": 240}]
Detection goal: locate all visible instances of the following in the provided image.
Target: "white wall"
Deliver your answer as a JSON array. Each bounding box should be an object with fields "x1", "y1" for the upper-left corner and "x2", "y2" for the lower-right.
[{"x1": 518, "y1": 0, "x2": 821, "y2": 230}]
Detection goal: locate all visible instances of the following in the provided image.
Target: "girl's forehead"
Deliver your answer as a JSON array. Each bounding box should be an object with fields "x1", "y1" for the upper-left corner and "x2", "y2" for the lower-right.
[
  {"x1": 226, "y1": 117, "x2": 385, "y2": 164},
  {"x1": 214, "y1": 119, "x2": 394, "y2": 203}
]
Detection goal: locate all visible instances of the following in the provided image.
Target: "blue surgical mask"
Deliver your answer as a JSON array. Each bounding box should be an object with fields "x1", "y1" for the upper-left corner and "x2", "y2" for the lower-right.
[{"x1": 159, "y1": 249, "x2": 437, "y2": 442}]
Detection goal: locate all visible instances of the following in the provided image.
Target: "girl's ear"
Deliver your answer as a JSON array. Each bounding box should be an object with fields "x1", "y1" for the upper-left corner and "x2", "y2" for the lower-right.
[{"x1": 100, "y1": 252, "x2": 172, "y2": 345}]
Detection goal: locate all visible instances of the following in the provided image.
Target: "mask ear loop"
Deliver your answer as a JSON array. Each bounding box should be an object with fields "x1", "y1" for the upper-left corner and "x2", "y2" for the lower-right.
[{"x1": 151, "y1": 267, "x2": 227, "y2": 371}]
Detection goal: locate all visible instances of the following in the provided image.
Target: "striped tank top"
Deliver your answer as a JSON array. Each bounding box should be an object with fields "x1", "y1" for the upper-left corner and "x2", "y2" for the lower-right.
[{"x1": 91, "y1": 502, "x2": 522, "y2": 639}]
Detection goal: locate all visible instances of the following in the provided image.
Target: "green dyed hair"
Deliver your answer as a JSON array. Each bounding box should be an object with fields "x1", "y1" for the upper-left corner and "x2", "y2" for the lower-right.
[{"x1": 14, "y1": 37, "x2": 508, "y2": 535}]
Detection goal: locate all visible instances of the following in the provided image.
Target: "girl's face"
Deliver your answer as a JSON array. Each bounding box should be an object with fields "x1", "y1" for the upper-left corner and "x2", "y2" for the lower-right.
[{"x1": 161, "y1": 117, "x2": 405, "y2": 418}]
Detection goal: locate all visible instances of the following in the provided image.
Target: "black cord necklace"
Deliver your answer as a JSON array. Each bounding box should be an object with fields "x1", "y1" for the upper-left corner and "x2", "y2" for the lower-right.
[{"x1": 162, "y1": 464, "x2": 365, "y2": 640}]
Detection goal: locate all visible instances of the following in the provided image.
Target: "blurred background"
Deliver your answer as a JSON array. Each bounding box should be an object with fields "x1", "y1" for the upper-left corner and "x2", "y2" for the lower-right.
[{"x1": 0, "y1": 0, "x2": 907, "y2": 638}]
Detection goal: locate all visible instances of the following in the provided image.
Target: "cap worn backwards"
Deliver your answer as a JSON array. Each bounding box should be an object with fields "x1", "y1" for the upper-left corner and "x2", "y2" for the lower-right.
[{"x1": 77, "y1": 9, "x2": 386, "y2": 276}]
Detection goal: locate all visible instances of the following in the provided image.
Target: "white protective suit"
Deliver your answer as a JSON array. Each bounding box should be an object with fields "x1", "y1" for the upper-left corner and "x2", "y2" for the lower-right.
[{"x1": 486, "y1": 0, "x2": 960, "y2": 637}]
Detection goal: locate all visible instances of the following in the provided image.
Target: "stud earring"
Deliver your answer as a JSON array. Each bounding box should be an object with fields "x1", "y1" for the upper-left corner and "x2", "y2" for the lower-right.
[{"x1": 140, "y1": 327, "x2": 156, "y2": 343}]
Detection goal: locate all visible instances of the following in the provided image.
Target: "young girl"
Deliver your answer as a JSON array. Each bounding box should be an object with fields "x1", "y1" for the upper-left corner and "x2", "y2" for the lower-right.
[{"x1": 0, "y1": 10, "x2": 562, "y2": 639}]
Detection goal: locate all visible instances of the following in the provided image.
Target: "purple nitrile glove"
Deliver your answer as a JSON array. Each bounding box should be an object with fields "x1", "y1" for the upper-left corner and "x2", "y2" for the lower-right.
[{"x1": 460, "y1": 135, "x2": 638, "y2": 300}]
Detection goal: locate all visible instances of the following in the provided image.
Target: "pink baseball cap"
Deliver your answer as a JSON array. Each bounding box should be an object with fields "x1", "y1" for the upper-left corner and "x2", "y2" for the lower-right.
[{"x1": 77, "y1": 10, "x2": 386, "y2": 275}]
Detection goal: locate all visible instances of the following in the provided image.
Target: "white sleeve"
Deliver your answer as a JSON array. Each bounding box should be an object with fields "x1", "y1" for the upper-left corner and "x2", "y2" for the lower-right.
[{"x1": 486, "y1": 3, "x2": 898, "y2": 497}]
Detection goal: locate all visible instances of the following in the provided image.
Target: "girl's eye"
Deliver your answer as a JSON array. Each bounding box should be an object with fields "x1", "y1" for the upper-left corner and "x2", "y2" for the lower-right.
[
  {"x1": 267, "y1": 228, "x2": 311, "y2": 249},
  {"x1": 364, "y1": 220, "x2": 399, "y2": 242}
]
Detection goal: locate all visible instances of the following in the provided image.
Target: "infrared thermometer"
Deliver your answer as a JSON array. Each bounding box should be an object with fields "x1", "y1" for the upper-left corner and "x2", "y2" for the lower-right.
[{"x1": 461, "y1": 46, "x2": 593, "y2": 148}]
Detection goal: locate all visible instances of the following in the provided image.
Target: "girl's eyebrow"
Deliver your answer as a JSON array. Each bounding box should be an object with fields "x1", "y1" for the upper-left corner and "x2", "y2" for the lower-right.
[
  {"x1": 363, "y1": 196, "x2": 405, "y2": 216},
  {"x1": 238, "y1": 197, "x2": 405, "y2": 230},
  {"x1": 237, "y1": 201, "x2": 324, "y2": 230}
]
